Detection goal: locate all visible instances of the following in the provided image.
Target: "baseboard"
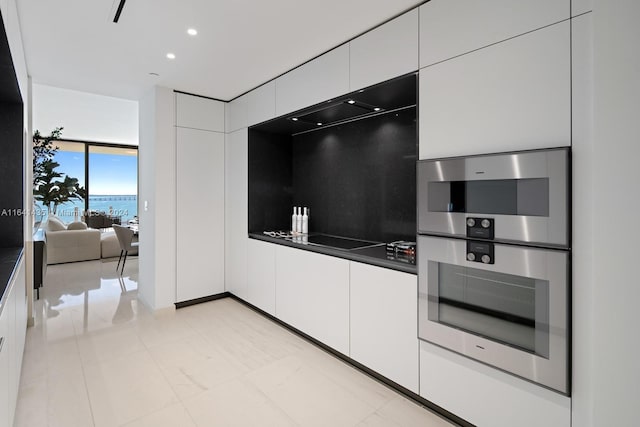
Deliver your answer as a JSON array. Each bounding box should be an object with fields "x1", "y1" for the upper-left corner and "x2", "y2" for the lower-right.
[{"x1": 174, "y1": 292, "x2": 231, "y2": 309}]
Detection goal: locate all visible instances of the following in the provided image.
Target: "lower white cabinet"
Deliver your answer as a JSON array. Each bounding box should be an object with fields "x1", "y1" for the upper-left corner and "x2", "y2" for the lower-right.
[
  {"x1": 0, "y1": 256, "x2": 26, "y2": 427},
  {"x1": 275, "y1": 246, "x2": 350, "y2": 355},
  {"x1": 350, "y1": 262, "x2": 419, "y2": 393},
  {"x1": 246, "y1": 239, "x2": 276, "y2": 315},
  {"x1": 176, "y1": 127, "x2": 225, "y2": 302},
  {"x1": 420, "y1": 341, "x2": 571, "y2": 427}
]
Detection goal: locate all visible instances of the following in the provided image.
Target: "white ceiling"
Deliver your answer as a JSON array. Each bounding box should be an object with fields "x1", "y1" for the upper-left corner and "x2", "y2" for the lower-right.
[{"x1": 17, "y1": 0, "x2": 424, "y2": 101}]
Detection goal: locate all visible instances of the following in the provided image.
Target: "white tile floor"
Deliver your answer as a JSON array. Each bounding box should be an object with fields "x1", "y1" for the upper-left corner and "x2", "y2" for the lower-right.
[{"x1": 15, "y1": 258, "x2": 455, "y2": 427}]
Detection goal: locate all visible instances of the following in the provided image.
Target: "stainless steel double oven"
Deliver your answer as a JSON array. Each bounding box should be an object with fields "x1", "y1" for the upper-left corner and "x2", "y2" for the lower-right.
[{"x1": 417, "y1": 148, "x2": 570, "y2": 395}]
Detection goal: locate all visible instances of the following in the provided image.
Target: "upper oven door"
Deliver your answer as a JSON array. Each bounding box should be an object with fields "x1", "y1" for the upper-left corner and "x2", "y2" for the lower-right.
[{"x1": 417, "y1": 148, "x2": 569, "y2": 248}]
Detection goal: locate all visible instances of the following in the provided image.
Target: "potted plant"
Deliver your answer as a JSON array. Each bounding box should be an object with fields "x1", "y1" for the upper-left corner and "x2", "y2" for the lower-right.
[{"x1": 33, "y1": 127, "x2": 86, "y2": 216}]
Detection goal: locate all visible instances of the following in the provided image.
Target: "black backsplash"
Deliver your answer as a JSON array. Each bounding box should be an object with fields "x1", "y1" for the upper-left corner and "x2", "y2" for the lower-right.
[{"x1": 291, "y1": 108, "x2": 416, "y2": 243}]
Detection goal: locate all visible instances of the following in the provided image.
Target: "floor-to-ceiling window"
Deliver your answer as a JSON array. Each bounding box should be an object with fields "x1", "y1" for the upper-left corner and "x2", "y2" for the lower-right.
[
  {"x1": 88, "y1": 145, "x2": 138, "y2": 222},
  {"x1": 36, "y1": 140, "x2": 138, "y2": 224}
]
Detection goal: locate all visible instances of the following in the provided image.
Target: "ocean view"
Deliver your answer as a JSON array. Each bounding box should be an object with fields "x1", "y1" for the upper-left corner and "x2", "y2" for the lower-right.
[{"x1": 37, "y1": 195, "x2": 138, "y2": 224}]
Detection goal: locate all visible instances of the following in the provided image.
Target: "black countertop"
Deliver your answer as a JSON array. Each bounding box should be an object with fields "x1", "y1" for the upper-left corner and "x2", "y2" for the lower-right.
[
  {"x1": 249, "y1": 233, "x2": 416, "y2": 275},
  {"x1": 0, "y1": 247, "x2": 24, "y2": 314}
]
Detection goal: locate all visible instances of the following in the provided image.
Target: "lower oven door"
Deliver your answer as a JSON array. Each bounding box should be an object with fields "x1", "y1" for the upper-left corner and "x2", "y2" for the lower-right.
[{"x1": 418, "y1": 235, "x2": 569, "y2": 394}]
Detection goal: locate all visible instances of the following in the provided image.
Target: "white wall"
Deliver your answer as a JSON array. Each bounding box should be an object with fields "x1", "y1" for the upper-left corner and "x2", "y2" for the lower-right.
[
  {"x1": 137, "y1": 86, "x2": 176, "y2": 310},
  {"x1": 589, "y1": 0, "x2": 640, "y2": 424},
  {"x1": 32, "y1": 84, "x2": 138, "y2": 144}
]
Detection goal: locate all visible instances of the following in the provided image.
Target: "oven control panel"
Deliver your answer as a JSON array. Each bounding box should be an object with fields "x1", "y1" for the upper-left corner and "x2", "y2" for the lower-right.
[
  {"x1": 466, "y1": 217, "x2": 494, "y2": 240},
  {"x1": 466, "y1": 240, "x2": 495, "y2": 264}
]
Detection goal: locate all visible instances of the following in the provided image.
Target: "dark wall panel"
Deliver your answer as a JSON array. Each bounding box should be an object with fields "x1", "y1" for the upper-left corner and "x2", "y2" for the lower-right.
[
  {"x1": 248, "y1": 130, "x2": 293, "y2": 233},
  {"x1": 0, "y1": 102, "x2": 24, "y2": 247},
  {"x1": 292, "y1": 107, "x2": 416, "y2": 243}
]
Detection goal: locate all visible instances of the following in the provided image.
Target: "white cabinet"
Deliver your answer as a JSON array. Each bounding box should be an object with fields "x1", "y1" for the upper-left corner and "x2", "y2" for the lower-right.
[
  {"x1": 246, "y1": 239, "x2": 276, "y2": 315},
  {"x1": 225, "y1": 94, "x2": 248, "y2": 133},
  {"x1": 420, "y1": 341, "x2": 570, "y2": 427},
  {"x1": 275, "y1": 44, "x2": 350, "y2": 117},
  {"x1": 225, "y1": 128, "x2": 248, "y2": 299},
  {"x1": 350, "y1": 9, "x2": 419, "y2": 91},
  {"x1": 0, "y1": 294, "x2": 10, "y2": 427},
  {"x1": 176, "y1": 127, "x2": 225, "y2": 302},
  {"x1": 572, "y1": 0, "x2": 593, "y2": 16},
  {"x1": 176, "y1": 93, "x2": 225, "y2": 132},
  {"x1": 247, "y1": 81, "x2": 276, "y2": 127},
  {"x1": 350, "y1": 262, "x2": 419, "y2": 393},
  {"x1": 275, "y1": 246, "x2": 350, "y2": 355},
  {"x1": 0, "y1": 256, "x2": 25, "y2": 427},
  {"x1": 419, "y1": 21, "x2": 570, "y2": 160},
  {"x1": 419, "y1": 0, "x2": 569, "y2": 68}
]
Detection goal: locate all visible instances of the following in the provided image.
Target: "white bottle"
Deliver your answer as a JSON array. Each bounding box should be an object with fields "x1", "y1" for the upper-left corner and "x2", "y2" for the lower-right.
[
  {"x1": 291, "y1": 207, "x2": 297, "y2": 233},
  {"x1": 296, "y1": 207, "x2": 302, "y2": 233},
  {"x1": 302, "y1": 207, "x2": 308, "y2": 234}
]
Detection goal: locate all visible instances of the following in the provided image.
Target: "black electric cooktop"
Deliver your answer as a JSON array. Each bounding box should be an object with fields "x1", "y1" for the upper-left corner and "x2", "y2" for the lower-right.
[{"x1": 296, "y1": 234, "x2": 381, "y2": 251}]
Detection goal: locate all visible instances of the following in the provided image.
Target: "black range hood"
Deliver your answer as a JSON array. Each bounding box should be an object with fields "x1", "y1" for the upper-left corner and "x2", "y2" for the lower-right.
[{"x1": 253, "y1": 72, "x2": 417, "y2": 135}]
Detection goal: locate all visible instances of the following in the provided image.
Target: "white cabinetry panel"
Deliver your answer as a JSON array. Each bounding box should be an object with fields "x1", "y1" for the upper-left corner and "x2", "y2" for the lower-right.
[
  {"x1": 350, "y1": 9, "x2": 419, "y2": 91},
  {"x1": 420, "y1": 341, "x2": 570, "y2": 427},
  {"x1": 225, "y1": 129, "x2": 248, "y2": 299},
  {"x1": 350, "y1": 262, "x2": 419, "y2": 393},
  {"x1": 225, "y1": 94, "x2": 247, "y2": 133},
  {"x1": 419, "y1": 0, "x2": 569, "y2": 68},
  {"x1": 0, "y1": 292, "x2": 10, "y2": 427},
  {"x1": 247, "y1": 81, "x2": 276, "y2": 127},
  {"x1": 176, "y1": 128, "x2": 225, "y2": 302},
  {"x1": 275, "y1": 246, "x2": 350, "y2": 355},
  {"x1": 247, "y1": 239, "x2": 276, "y2": 315},
  {"x1": 572, "y1": 0, "x2": 593, "y2": 16},
  {"x1": 176, "y1": 93, "x2": 225, "y2": 132},
  {"x1": 419, "y1": 22, "x2": 570, "y2": 160},
  {"x1": 275, "y1": 45, "x2": 350, "y2": 117}
]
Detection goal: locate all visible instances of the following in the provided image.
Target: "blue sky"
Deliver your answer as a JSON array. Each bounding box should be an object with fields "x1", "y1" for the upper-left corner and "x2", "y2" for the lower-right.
[{"x1": 55, "y1": 150, "x2": 137, "y2": 195}]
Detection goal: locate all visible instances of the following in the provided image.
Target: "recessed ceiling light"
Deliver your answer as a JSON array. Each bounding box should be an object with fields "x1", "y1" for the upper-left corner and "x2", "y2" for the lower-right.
[
  {"x1": 187, "y1": 28, "x2": 198, "y2": 36},
  {"x1": 347, "y1": 100, "x2": 356, "y2": 104},
  {"x1": 374, "y1": 107, "x2": 382, "y2": 111},
  {"x1": 166, "y1": 53, "x2": 176, "y2": 59},
  {"x1": 317, "y1": 122, "x2": 323, "y2": 126},
  {"x1": 291, "y1": 117, "x2": 298, "y2": 121}
]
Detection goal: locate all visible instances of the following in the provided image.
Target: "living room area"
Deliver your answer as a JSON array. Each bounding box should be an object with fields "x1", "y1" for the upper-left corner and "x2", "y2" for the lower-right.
[{"x1": 32, "y1": 84, "x2": 140, "y2": 277}]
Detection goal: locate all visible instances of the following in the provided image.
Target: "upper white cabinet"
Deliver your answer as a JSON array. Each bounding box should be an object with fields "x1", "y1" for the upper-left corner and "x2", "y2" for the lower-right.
[
  {"x1": 225, "y1": 94, "x2": 248, "y2": 133},
  {"x1": 246, "y1": 239, "x2": 276, "y2": 315},
  {"x1": 350, "y1": 9, "x2": 419, "y2": 91},
  {"x1": 176, "y1": 127, "x2": 225, "y2": 302},
  {"x1": 275, "y1": 44, "x2": 350, "y2": 117},
  {"x1": 419, "y1": 21, "x2": 570, "y2": 159},
  {"x1": 572, "y1": 0, "x2": 593, "y2": 16},
  {"x1": 419, "y1": 0, "x2": 569, "y2": 68},
  {"x1": 247, "y1": 81, "x2": 276, "y2": 127},
  {"x1": 225, "y1": 129, "x2": 249, "y2": 299},
  {"x1": 176, "y1": 93, "x2": 225, "y2": 132},
  {"x1": 350, "y1": 262, "x2": 419, "y2": 393},
  {"x1": 275, "y1": 246, "x2": 350, "y2": 355}
]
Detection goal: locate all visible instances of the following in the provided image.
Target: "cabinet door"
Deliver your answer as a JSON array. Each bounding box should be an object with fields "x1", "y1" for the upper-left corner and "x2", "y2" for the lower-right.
[
  {"x1": 350, "y1": 9, "x2": 419, "y2": 91},
  {"x1": 350, "y1": 262, "x2": 419, "y2": 393},
  {"x1": 275, "y1": 44, "x2": 349, "y2": 117},
  {"x1": 176, "y1": 127, "x2": 225, "y2": 302},
  {"x1": 225, "y1": 129, "x2": 248, "y2": 299},
  {"x1": 572, "y1": 0, "x2": 593, "y2": 17},
  {"x1": 275, "y1": 246, "x2": 350, "y2": 355},
  {"x1": 419, "y1": 21, "x2": 570, "y2": 160},
  {"x1": 246, "y1": 239, "x2": 276, "y2": 315},
  {"x1": 225, "y1": 94, "x2": 248, "y2": 133},
  {"x1": 419, "y1": 0, "x2": 569, "y2": 68},
  {"x1": 176, "y1": 93, "x2": 225, "y2": 132},
  {"x1": 8, "y1": 259, "x2": 24, "y2": 427},
  {"x1": 247, "y1": 81, "x2": 276, "y2": 127},
  {"x1": 0, "y1": 298, "x2": 10, "y2": 427}
]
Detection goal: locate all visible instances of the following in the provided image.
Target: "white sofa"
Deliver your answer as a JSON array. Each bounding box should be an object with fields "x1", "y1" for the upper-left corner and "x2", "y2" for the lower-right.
[{"x1": 45, "y1": 216, "x2": 101, "y2": 264}]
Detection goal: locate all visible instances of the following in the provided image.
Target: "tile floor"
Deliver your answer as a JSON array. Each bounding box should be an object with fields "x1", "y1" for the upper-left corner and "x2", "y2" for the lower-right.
[{"x1": 14, "y1": 258, "x2": 455, "y2": 427}]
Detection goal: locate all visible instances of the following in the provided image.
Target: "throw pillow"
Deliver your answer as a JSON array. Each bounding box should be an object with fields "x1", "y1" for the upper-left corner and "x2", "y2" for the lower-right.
[
  {"x1": 67, "y1": 221, "x2": 88, "y2": 230},
  {"x1": 46, "y1": 215, "x2": 67, "y2": 232}
]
